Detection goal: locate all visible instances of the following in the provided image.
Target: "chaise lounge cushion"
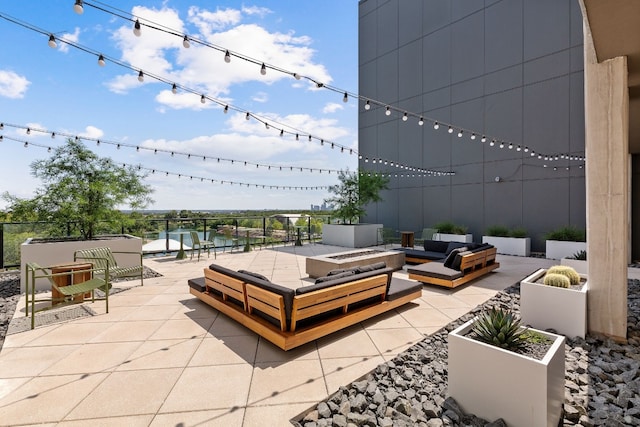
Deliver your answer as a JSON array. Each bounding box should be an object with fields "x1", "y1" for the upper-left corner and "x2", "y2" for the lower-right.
[
  {"x1": 188, "y1": 277, "x2": 207, "y2": 293},
  {"x1": 386, "y1": 277, "x2": 423, "y2": 301},
  {"x1": 407, "y1": 262, "x2": 464, "y2": 281},
  {"x1": 424, "y1": 240, "x2": 449, "y2": 253}
]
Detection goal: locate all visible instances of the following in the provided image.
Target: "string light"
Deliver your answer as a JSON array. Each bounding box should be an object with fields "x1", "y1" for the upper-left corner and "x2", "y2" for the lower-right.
[
  {"x1": 73, "y1": 0, "x2": 83, "y2": 14},
  {"x1": 97, "y1": 54, "x2": 105, "y2": 66},
  {"x1": 245, "y1": 112, "x2": 250, "y2": 120},
  {"x1": 223, "y1": 105, "x2": 228, "y2": 113},
  {"x1": 418, "y1": 117, "x2": 424, "y2": 126},
  {"x1": 364, "y1": 100, "x2": 371, "y2": 110},
  {"x1": 200, "y1": 94, "x2": 205, "y2": 104},
  {"x1": 137, "y1": 70, "x2": 144, "y2": 82},
  {"x1": 448, "y1": 126, "x2": 454, "y2": 134},
  {"x1": 224, "y1": 50, "x2": 231, "y2": 63},
  {"x1": 433, "y1": 122, "x2": 439, "y2": 130},
  {"x1": 343, "y1": 92, "x2": 348, "y2": 103},
  {"x1": 260, "y1": 63, "x2": 266, "y2": 75},
  {"x1": 402, "y1": 112, "x2": 408, "y2": 122},
  {"x1": 385, "y1": 106, "x2": 391, "y2": 116},
  {"x1": 171, "y1": 83, "x2": 177, "y2": 94},
  {"x1": 133, "y1": 19, "x2": 141, "y2": 37},
  {"x1": 48, "y1": 34, "x2": 56, "y2": 48},
  {"x1": 182, "y1": 35, "x2": 190, "y2": 48}
]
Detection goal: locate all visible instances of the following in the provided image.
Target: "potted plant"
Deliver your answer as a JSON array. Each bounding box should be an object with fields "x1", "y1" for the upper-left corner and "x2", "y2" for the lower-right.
[
  {"x1": 520, "y1": 265, "x2": 588, "y2": 338},
  {"x1": 561, "y1": 250, "x2": 588, "y2": 275},
  {"x1": 448, "y1": 306, "x2": 565, "y2": 426},
  {"x1": 482, "y1": 225, "x2": 530, "y2": 256},
  {"x1": 432, "y1": 221, "x2": 473, "y2": 243},
  {"x1": 322, "y1": 170, "x2": 388, "y2": 247},
  {"x1": 544, "y1": 226, "x2": 586, "y2": 260}
]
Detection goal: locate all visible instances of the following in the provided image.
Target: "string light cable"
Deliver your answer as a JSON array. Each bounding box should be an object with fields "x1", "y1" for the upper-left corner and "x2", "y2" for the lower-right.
[
  {"x1": 0, "y1": 134, "x2": 329, "y2": 190},
  {"x1": 68, "y1": 0, "x2": 586, "y2": 165}
]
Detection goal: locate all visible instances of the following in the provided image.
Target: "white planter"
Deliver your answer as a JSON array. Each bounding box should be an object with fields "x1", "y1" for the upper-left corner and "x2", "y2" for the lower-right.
[
  {"x1": 448, "y1": 318, "x2": 565, "y2": 427},
  {"x1": 482, "y1": 236, "x2": 530, "y2": 257},
  {"x1": 561, "y1": 257, "x2": 588, "y2": 275},
  {"x1": 20, "y1": 235, "x2": 142, "y2": 292},
  {"x1": 433, "y1": 233, "x2": 473, "y2": 243},
  {"x1": 545, "y1": 240, "x2": 586, "y2": 260},
  {"x1": 520, "y1": 268, "x2": 588, "y2": 338},
  {"x1": 321, "y1": 223, "x2": 382, "y2": 248}
]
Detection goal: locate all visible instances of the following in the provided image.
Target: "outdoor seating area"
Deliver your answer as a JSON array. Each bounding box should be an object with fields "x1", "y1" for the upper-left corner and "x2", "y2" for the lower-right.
[{"x1": 0, "y1": 243, "x2": 558, "y2": 426}]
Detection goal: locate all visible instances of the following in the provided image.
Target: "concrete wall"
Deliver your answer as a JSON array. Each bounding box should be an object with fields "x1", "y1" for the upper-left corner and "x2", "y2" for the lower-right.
[{"x1": 358, "y1": 0, "x2": 586, "y2": 252}]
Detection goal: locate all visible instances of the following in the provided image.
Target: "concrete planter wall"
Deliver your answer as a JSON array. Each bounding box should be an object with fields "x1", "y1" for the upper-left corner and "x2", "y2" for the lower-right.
[
  {"x1": 561, "y1": 257, "x2": 588, "y2": 275},
  {"x1": 448, "y1": 318, "x2": 565, "y2": 427},
  {"x1": 321, "y1": 223, "x2": 382, "y2": 248},
  {"x1": 545, "y1": 240, "x2": 586, "y2": 260},
  {"x1": 520, "y1": 268, "x2": 588, "y2": 338},
  {"x1": 20, "y1": 234, "x2": 142, "y2": 292},
  {"x1": 482, "y1": 236, "x2": 530, "y2": 256},
  {"x1": 433, "y1": 233, "x2": 473, "y2": 243}
]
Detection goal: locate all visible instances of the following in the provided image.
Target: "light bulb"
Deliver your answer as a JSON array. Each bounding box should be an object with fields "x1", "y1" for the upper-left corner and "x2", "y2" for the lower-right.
[
  {"x1": 245, "y1": 112, "x2": 250, "y2": 120},
  {"x1": 402, "y1": 113, "x2": 408, "y2": 121},
  {"x1": 343, "y1": 92, "x2": 348, "y2": 103},
  {"x1": 26, "y1": 128, "x2": 31, "y2": 135},
  {"x1": 385, "y1": 106, "x2": 391, "y2": 116},
  {"x1": 500, "y1": 142, "x2": 505, "y2": 148},
  {"x1": 433, "y1": 122, "x2": 439, "y2": 130},
  {"x1": 280, "y1": 129, "x2": 284, "y2": 137},
  {"x1": 200, "y1": 95, "x2": 205, "y2": 104},
  {"x1": 51, "y1": 132, "x2": 56, "y2": 138},
  {"x1": 364, "y1": 100, "x2": 371, "y2": 110},
  {"x1": 457, "y1": 130, "x2": 463, "y2": 138},
  {"x1": 260, "y1": 63, "x2": 266, "y2": 75},
  {"x1": 133, "y1": 19, "x2": 142, "y2": 37},
  {"x1": 182, "y1": 35, "x2": 190, "y2": 48},
  {"x1": 470, "y1": 133, "x2": 476, "y2": 140},
  {"x1": 224, "y1": 105, "x2": 228, "y2": 113},
  {"x1": 448, "y1": 126, "x2": 453, "y2": 134},
  {"x1": 481, "y1": 135, "x2": 486, "y2": 143},
  {"x1": 97, "y1": 54, "x2": 105, "y2": 66},
  {"x1": 171, "y1": 83, "x2": 177, "y2": 94},
  {"x1": 295, "y1": 134, "x2": 299, "y2": 141},
  {"x1": 137, "y1": 71, "x2": 144, "y2": 82},
  {"x1": 48, "y1": 35, "x2": 57, "y2": 49},
  {"x1": 517, "y1": 145, "x2": 521, "y2": 151},
  {"x1": 490, "y1": 140, "x2": 495, "y2": 146},
  {"x1": 418, "y1": 117, "x2": 424, "y2": 126},
  {"x1": 73, "y1": 0, "x2": 83, "y2": 14},
  {"x1": 508, "y1": 143, "x2": 513, "y2": 149},
  {"x1": 224, "y1": 50, "x2": 231, "y2": 63},
  {"x1": 293, "y1": 73, "x2": 301, "y2": 80}
]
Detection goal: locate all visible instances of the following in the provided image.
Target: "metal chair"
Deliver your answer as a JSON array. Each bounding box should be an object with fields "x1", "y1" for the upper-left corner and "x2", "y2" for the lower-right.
[{"x1": 189, "y1": 231, "x2": 216, "y2": 260}]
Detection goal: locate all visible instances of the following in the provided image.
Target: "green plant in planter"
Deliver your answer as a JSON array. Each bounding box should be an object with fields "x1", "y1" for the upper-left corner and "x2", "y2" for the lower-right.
[
  {"x1": 546, "y1": 265, "x2": 580, "y2": 287},
  {"x1": 471, "y1": 307, "x2": 526, "y2": 351},
  {"x1": 543, "y1": 273, "x2": 570, "y2": 288},
  {"x1": 572, "y1": 250, "x2": 587, "y2": 260},
  {"x1": 434, "y1": 221, "x2": 467, "y2": 235},
  {"x1": 509, "y1": 227, "x2": 528, "y2": 238},
  {"x1": 545, "y1": 226, "x2": 586, "y2": 242},
  {"x1": 486, "y1": 225, "x2": 510, "y2": 237}
]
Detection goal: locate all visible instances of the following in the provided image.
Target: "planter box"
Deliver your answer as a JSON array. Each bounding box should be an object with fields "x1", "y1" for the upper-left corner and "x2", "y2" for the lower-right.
[
  {"x1": 321, "y1": 223, "x2": 382, "y2": 248},
  {"x1": 545, "y1": 240, "x2": 586, "y2": 260},
  {"x1": 561, "y1": 257, "x2": 588, "y2": 275},
  {"x1": 449, "y1": 318, "x2": 565, "y2": 427},
  {"x1": 21, "y1": 234, "x2": 142, "y2": 292},
  {"x1": 520, "y1": 268, "x2": 588, "y2": 338},
  {"x1": 482, "y1": 236, "x2": 530, "y2": 257},
  {"x1": 433, "y1": 233, "x2": 473, "y2": 243}
]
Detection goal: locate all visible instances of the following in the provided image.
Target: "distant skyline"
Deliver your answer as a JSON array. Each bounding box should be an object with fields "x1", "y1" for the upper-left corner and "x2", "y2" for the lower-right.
[{"x1": 0, "y1": 1, "x2": 358, "y2": 210}]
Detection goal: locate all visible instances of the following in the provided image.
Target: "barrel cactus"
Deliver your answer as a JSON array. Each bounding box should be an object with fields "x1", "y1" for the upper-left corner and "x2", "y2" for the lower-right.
[
  {"x1": 546, "y1": 265, "x2": 580, "y2": 287},
  {"x1": 543, "y1": 272, "x2": 571, "y2": 288},
  {"x1": 471, "y1": 307, "x2": 526, "y2": 351}
]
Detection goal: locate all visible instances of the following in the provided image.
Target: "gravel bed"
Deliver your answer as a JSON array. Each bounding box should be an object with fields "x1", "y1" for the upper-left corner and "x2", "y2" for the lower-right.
[{"x1": 294, "y1": 281, "x2": 640, "y2": 427}]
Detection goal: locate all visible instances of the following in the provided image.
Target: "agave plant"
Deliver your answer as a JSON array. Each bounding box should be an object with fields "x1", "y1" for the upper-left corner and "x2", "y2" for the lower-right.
[{"x1": 471, "y1": 307, "x2": 526, "y2": 351}]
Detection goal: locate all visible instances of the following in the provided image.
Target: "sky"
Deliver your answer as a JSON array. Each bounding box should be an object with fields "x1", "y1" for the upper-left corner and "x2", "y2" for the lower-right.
[{"x1": 0, "y1": 1, "x2": 358, "y2": 211}]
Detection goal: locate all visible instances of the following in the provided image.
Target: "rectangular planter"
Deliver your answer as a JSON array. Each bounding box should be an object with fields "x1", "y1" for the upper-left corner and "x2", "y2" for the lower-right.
[
  {"x1": 433, "y1": 233, "x2": 473, "y2": 243},
  {"x1": 21, "y1": 235, "x2": 142, "y2": 292},
  {"x1": 482, "y1": 235, "x2": 530, "y2": 257},
  {"x1": 520, "y1": 268, "x2": 588, "y2": 338},
  {"x1": 321, "y1": 223, "x2": 382, "y2": 248},
  {"x1": 448, "y1": 318, "x2": 565, "y2": 427},
  {"x1": 545, "y1": 240, "x2": 586, "y2": 260}
]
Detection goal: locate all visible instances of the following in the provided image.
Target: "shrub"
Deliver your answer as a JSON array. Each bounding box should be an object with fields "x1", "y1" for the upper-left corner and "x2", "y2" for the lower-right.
[
  {"x1": 486, "y1": 225, "x2": 510, "y2": 237},
  {"x1": 434, "y1": 221, "x2": 467, "y2": 235},
  {"x1": 545, "y1": 226, "x2": 586, "y2": 242},
  {"x1": 546, "y1": 265, "x2": 580, "y2": 287},
  {"x1": 471, "y1": 307, "x2": 526, "y2": 352},
  {"x1": 543, "y1": 273, "x2": 570, "y2": 288},
  {"x1": 572, "y1": 250, "x2": 587, "y2": 260},
  {"x1": 509, "y1": 227, "x2": 528, "y2": 238}
]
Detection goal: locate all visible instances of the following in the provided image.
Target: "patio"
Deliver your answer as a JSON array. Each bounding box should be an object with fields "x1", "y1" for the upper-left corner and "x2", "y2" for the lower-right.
[{"x1": 0, "y1": 244, "x2": 557, "y2": 426}]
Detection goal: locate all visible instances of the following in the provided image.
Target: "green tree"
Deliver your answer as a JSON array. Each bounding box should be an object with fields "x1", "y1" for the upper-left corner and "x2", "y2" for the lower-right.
[
  {"x1": 324, "y1": 170, "x2": 389, "y2": 224},
  {"x1": 2, "y1": 138, "x2": 153, "y2": 239}
]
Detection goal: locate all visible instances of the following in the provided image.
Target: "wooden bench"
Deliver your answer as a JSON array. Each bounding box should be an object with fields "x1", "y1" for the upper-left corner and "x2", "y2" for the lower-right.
[
  {"x1": 191, "y1": 265, "x2": 422, "y2": 350},
  {"x1": 407, "y1": 247, "x2": 499, "y2": 288}
]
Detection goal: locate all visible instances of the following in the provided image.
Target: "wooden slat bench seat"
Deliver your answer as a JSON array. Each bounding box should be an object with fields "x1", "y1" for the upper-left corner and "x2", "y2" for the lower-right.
[
  {"x1": 189, "y1": 263, "x2": 422, "y2": 350},
  {"x1": 407, "y1": 247, "x2": 499, "y2": 288}
]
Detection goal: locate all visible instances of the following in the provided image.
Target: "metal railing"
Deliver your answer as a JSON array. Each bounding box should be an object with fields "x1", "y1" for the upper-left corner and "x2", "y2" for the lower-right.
[{"x1": 1, "y1": 215, "x2": 331, "y2": 269}]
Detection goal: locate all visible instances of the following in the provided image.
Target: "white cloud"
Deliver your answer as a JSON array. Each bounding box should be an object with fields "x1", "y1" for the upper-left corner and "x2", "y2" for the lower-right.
[
  {"x1": 322, "y1": 102, "x2": 343, "y2": 114},
  {"x1": 0, "y1": 70, "x2": 30, "y2": 99},
  {"x1": 58, "y1": 27, "x2": 81, "y2": 53},
  {"x1": 252, "y1": 91, "x2": 268, "y2": 103},
  {"x1": 188, "y1": 6, "x2": 243, "y2": 32},
  {"x1": 241, "y1": 6, "x2": 272, "y2": 18},
  {"x1": 80, "y1": 125, "x2": 104, "y2": 139}
]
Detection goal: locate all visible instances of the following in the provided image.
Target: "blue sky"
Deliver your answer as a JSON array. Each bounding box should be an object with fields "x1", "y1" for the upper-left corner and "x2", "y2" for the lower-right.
[{"x1": 0, "y1": 1, "x2": 358, "y2": 211}]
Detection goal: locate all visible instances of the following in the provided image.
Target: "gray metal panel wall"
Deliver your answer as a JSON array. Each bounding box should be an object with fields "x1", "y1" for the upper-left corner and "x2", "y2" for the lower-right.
[{"x1": 359, "y1": 0, "x2": 585, "y2": 252}]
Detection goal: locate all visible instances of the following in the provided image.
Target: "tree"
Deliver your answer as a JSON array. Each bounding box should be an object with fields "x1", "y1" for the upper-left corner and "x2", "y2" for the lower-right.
[
  {"x1": 2, "y1": 138, "x2": 153, "y2": 239},
  {"x1": 324, "y1": 169, "x2": 389, "y2": 224}
]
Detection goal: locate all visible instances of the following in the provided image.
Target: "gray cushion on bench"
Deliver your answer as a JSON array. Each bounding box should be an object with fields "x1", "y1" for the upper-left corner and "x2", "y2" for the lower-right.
[
  {"x1": 297, "y1": 267, "x2": 394, "y2": 295},
  {"x1": 386, "y1": 278, "x2": 422, "y2": 301},
  {"x1": 394, "y1": 248, "x2": 447, "y2": 261},
  {"x1": 188, "y1": 277, "x2": 206, "y2": 293},
  {"x1": 407, "y1": 262, "x2": 464, "y2": 280}
]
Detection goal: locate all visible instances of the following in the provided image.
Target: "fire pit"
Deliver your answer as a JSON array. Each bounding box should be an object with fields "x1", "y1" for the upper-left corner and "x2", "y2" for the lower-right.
[{"x1": 305, "y1": 249, "x2": 405, "y2": 278}]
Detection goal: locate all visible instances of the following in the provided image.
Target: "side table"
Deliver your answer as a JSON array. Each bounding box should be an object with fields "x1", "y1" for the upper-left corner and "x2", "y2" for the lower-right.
[
  {"x1": 50, "y1": 262, "x2": 93, "y2": 306},
  {"x1": 401, "y1": 231, "x2": 415, "y2": 248}
]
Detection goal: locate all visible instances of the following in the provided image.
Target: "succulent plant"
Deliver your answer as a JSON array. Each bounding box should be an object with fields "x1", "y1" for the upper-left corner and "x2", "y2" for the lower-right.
[
  {"x1": 546, "y1": 265, "x2": 580, "y2": 287},
  {"x1": 543, "y1": 272, "x2": 571, "y2": 288},
  {"x1": 471, "y1": 307, "x2": 526, "y2": 351},
  {"x1": 572, "y1": 250, "x2": 587, "y2": 260}
]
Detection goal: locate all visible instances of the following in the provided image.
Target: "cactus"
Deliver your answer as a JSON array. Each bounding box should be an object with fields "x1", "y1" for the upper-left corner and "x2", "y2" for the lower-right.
[
  {"x1": 471, "y1": 307, "x2": 526, "y2": 351},
  {"x1": 546, "y1": 265, "x2": 580, "y2": 287},
  {"x1": 543, "y1": 272, "x2": 571, "y2": 288}
]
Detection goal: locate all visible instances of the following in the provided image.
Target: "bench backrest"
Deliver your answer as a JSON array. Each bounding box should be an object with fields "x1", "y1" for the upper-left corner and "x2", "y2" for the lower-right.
[
  {"x1": 75, "y1": 247, "x2": 118, "y2": 270},
  {"x1": 459, "y1": 247, "x2": 497, "y2": 272}
]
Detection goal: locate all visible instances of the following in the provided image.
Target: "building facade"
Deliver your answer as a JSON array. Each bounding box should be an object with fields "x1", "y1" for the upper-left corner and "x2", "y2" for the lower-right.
[{"x1": 358, "y1": 0, "x2": 586, "y2": 251}]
